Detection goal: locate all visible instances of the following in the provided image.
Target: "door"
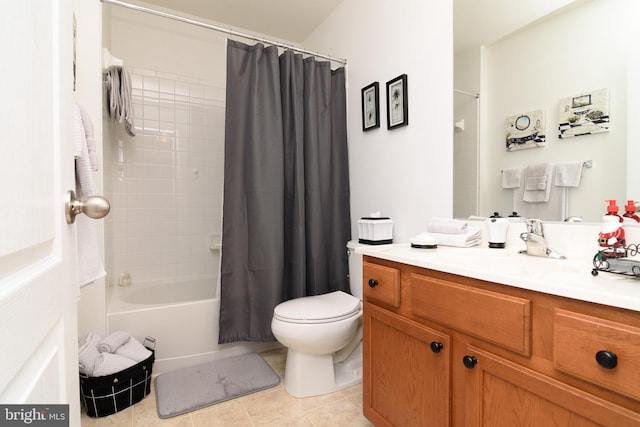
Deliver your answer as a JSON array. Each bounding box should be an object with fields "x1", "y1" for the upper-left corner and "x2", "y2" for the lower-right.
[
  {"x1": 363, "y1": 302, "x2": 451, "y2": 427},
  {"x1": 462, "y1": 345, "x2": 640, "y2": 427},
  {"x1": 0, "y1": 0, "x2": 79, "y2": 425}
]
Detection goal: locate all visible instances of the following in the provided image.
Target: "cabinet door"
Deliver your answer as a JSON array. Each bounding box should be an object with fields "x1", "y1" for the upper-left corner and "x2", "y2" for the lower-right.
[
  {"x1": 364, "y1": 302, "x2": 450, "y2": 427},
  {"x1": 462, "y1": 345, "x2": 640, "y2": 427}
]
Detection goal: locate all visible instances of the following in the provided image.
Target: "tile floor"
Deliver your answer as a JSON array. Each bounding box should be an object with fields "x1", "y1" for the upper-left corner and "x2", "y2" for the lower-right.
[{"x1": 80, "y1": 348, "x2": 373, "y2": 427}]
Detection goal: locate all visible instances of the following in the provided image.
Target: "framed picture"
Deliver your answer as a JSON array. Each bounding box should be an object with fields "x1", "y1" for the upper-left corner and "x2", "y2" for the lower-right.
[
  {"x1": 361, "y1": 82, "x2": 380, "y2": 131},
  {"x1": 558, "y1": 88, "x2": 610, "y2": 138},
  {"x1": 386, "y1": 74, "x2": 408, "y2": 129},
  {"x1": 505, "y1": 109, "x2": 546, "y2": 151}
]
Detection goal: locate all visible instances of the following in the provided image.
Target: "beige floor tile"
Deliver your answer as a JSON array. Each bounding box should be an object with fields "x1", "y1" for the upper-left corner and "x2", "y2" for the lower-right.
[
  {"x1": 190, "y1": 400, "x2": 253, "y2": 427},
  {"x1": 241, "y1": 388, "x2": 306, "y2": 426},
  {"x1": 304, "y1": 398, "x2": 373, "y2": 427},
  {"x1": 81, "y1": 406, "x2": 133, "y2": 427}
]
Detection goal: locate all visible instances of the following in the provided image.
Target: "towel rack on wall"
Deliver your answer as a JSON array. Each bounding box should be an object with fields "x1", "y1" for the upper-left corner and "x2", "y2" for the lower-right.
[{"x1": 501, "y1": 160, "x2": 593, "y2": 173}]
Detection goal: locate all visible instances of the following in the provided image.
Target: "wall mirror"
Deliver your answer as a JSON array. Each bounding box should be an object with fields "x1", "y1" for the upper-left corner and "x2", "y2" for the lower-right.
[{"x1": 453, "y1": 0, "x2": 638, "y2": 223}]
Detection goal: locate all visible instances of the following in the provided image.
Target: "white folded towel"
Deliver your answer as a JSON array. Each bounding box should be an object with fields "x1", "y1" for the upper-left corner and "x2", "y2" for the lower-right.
[
  {"x1": 554, "y1": 161, "x2": 583, "y2": 187},
  {"x1": 78, "y1": 332, "x2": 102, "y2": 376},
  {"x1": 422, "y1": 226, "x2": 482, "y2": 248},
  {"x1": 98, "y1": 331, "x2": 131, "y2": 353},
  {"x1": 115, "y1": 337, "x2": 152, "y2": 362},
  {"x1": 92, "y1": 353, "x2": 138, "y2": 377},
  {"x1": 501, "y1": 167, "x2": 522, "y2": 189},
  {"x1": 523, "y1": 163, "x2": 553, "y2": 203},
  {"x1": 426, "y1": 217, "x2": 468, "y2": 234}
]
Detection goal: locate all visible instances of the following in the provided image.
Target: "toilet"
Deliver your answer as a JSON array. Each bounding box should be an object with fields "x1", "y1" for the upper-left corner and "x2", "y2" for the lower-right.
[{"x1": 271, "y1": 241, "x2": 364, "y2": 398}]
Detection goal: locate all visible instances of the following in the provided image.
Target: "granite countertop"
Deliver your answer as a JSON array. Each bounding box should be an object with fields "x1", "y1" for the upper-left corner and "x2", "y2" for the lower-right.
[{"x1": 356, "y1": 243, "x2": 640, "y2": 313}]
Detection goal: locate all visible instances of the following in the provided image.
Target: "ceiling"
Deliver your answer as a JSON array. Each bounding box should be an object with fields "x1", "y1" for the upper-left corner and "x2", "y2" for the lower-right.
[
  {"x1": 137, "y1": 0, "x2": 581, "y2": 52},
  {"x1": 139, "y1": 0, "x2": 344, "y2": 43}
]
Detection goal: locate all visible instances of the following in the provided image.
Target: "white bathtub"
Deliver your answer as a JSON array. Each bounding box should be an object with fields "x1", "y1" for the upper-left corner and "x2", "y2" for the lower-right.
[{"x1": 107, "y1": 277, "x2": 279, "y2": 375}]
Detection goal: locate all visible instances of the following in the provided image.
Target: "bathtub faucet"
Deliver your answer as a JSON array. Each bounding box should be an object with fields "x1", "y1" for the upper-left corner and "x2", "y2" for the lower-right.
[{"x1": 119, "y1": 272, "x2": 132, "y2": 286}]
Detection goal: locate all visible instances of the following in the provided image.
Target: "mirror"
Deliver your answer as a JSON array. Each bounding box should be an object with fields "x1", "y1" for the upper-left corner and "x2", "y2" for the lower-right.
[{"x1": 454, "y1": 0, "x2": 635, "y2": 223}]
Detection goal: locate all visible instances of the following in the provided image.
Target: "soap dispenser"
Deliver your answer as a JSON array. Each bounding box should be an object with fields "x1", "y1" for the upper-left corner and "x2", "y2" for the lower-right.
[
  {"x1": 605, "y1": 200, "x2": 623, "y2": 222},
  {"x1": 623, "y1": 200, "x2": 640, "y2": 222},
  {"x1": 486, "y1": 212, "x2": 509, "y2": 249}
]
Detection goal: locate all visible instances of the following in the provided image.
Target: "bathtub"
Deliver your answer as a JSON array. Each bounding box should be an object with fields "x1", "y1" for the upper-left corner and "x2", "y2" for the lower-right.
[{"x1": 107, "y1": 277, "x2": 280, "y2": 375}]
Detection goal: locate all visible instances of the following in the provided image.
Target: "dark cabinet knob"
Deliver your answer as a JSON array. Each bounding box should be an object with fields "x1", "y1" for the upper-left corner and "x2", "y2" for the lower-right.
[
  {"x1": 596, "y1": 350, "x2": 618, "y2": 369},
  {"x1": 463, "y1": 355, "x2": 478, "y2": 369},
  {"x1": 368, "y1": 279, "x2": 379, "y2": 288},
  {"x1": 430, "y1": 342, "x2": 443, "y2": 353}
]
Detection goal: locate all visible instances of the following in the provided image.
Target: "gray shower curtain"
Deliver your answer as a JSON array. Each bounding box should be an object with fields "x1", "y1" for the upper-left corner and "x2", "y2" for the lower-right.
[{"x1": 219, "y1": 40, "x2": 351, "y2": 343}]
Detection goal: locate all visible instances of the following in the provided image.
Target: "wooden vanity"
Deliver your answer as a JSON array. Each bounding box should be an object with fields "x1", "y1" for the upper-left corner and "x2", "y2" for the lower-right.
[{"x1": 362, "y1": 254, "x2": 640, "y2": 426}]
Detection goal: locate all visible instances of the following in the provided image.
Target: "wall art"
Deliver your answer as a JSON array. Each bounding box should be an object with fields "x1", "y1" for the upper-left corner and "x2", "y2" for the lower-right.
[
  {"x1": 386, "y1": 74, "x2": 408, "y2": 130},
  {"x1": 558, "y1": 88, "x2": 609, "y2": 138},
  {"x1": 361, "y1": 82, "x2": 380, "y2": 131},
  {"x1": 505, "y1": 109, "x2": 546, "y2": 151}
]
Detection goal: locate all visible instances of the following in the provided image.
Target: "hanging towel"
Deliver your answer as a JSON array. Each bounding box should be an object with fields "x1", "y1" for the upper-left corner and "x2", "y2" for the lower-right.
[
  {"x1": 74, "y1": 103, "x2": 106, "y2": 289},
  {"x1": 426, "y1": 217, "x2": 468, "y2": 234},
  {"x1": 115, "y1": 337, "x2": 152, "y2": 362},
  {"x1": 92, "y1": 353, "x2": 138, "y2": 377},
  {"x1": 105, "y1": 66, "x2": 136, "y2": 136},
  {"x1": 78, "y1": 332, "x2": 102, "y2": 376},
  {"x1": 523, "y1": 163, "x2": 553, "y2": 203},
  {"x1": 501, "y1": 167, "x2": 522, "y2": 189},
  {"x1": 98, "y1": 331, "x2": 131, "y2": 353},
  {"x1": 514, "y1": 182, "x2": 568, "y2": 221},
  {"x1": 554, "y1": 161, "x2": 583, "y2": 187}
]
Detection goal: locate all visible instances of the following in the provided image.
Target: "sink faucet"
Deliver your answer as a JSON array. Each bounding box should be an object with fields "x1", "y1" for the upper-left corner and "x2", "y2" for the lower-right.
[{"x1": 519, "y1": 219, "x2": 565, "y2": 259}]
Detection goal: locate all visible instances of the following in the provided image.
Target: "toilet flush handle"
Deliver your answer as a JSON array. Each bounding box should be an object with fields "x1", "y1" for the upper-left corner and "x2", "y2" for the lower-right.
[{"x1": 368, "y1": 279, "x2": 379, "y2": 288}]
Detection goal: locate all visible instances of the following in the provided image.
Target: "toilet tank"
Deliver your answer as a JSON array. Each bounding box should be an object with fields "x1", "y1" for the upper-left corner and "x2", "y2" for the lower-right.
[{"x1": 346, "y1": 241, "x2": 364, "y2": 300}]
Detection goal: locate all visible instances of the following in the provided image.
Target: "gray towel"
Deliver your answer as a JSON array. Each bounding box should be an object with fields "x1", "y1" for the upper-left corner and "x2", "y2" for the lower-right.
[
  {"x1": 98, "y1": 330, "x2": 131, "y2": 353},
  {"x1": 105, "y1": 66, "x2": 135, "y2": 136}
]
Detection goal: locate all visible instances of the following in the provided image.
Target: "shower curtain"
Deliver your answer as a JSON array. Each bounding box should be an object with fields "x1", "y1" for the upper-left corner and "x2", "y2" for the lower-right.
[{"x1": 219, "y1": 40, "x2": 351, "y2": 343}]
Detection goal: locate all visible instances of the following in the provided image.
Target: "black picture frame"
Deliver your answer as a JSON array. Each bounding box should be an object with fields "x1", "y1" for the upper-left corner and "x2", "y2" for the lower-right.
[
  {"x1": 386, "y1": 74, "x2": 408, "y2": 130},
  {"x1": 361, "y1": 82, "x2": 380, "y2": 131}
]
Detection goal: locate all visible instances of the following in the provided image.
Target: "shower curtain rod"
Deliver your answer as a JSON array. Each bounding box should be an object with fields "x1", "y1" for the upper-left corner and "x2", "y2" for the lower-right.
[
  {"x1": 454, "y1": 89, "x2": 479, "y2": 98},
  {"x1": 100, "y1": 0, "x2": 348, "y2": 65}
]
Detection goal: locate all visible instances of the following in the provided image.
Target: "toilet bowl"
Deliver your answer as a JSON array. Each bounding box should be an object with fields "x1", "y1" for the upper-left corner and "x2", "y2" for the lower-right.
[{"x1": 270, "y1": 241, "x2": 364, "y2": 398}]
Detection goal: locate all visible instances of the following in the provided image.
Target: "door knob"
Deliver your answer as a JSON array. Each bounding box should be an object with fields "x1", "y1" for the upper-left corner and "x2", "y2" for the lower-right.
[{"x1": 65, "y1": 190, "x2": 111, "y2": 224}]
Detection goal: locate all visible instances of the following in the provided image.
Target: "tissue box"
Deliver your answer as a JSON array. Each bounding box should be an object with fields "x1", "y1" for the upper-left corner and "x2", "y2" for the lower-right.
[{"x1": 358, "y1": 217, "x2": 393, "y2": 245}]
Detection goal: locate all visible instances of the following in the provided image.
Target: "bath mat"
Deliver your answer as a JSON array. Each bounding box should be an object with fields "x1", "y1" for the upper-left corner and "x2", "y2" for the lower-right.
[{"x1": 154, "y1": 352, "x2": 280, "y2": 418}]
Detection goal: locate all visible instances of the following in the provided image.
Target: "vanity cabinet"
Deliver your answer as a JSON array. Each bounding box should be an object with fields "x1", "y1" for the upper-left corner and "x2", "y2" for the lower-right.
[{"x1": 362, "y1": 256, "x2": 640, "y2": 427}]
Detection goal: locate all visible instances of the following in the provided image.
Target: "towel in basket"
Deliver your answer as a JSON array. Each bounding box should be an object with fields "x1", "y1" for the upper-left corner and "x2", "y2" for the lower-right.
[{"x1": 80, "y1": 337, "x2": 155, "y2": 418}]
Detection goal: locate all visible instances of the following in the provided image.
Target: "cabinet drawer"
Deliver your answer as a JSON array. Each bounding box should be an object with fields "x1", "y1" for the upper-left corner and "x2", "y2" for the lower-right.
[
  {"x1": 409, "y1": 273, "x2": 532, "y2": 356},
  {"x1": 363, "y1": 261, "x2": 401, "y2": 308},
  {"x1": 553, "y1": 309, "x2": 640, "y2": 401}
]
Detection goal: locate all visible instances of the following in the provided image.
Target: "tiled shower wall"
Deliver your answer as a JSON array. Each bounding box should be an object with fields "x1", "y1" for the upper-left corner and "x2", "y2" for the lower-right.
[{"x1": 104, "y1": 68, "x2": 225, "y2": 286}]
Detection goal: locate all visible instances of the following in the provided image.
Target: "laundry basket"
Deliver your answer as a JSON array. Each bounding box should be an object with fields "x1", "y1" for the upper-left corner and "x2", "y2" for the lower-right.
[{"x1": 80, "y1": 337, "x2": 155, "y2": 418}]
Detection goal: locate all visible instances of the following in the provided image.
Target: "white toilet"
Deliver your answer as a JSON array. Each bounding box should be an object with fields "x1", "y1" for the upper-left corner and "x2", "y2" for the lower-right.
[{"x1": 271, "y1": 241, "x2": 364, "y2": 398}]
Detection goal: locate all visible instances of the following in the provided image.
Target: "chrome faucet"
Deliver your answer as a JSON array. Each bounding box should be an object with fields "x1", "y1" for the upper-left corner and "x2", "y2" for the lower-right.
[{"x1": 519, "y1": 218, "x2": 565, "y2": 259}]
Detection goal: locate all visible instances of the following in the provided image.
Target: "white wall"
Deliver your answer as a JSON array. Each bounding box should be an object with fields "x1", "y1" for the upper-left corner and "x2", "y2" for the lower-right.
[
  {"x1": 75, "y1": 0, "x2": 107, "y2": 338},
  {"x1": 481, "y1": 0, "x2": 630, "y2": 222},
  {"x1": 304, "y1": 0, "x2": 454, "y2": 243}
]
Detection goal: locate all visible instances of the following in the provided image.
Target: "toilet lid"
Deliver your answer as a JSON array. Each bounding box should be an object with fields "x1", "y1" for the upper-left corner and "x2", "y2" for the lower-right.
[{"x1": 274, "y1": 291, "x2": 361, "y2": 324}]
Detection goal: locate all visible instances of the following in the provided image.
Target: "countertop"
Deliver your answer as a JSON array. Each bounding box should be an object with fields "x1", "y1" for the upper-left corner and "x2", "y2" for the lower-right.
[{"x1": 356, "y1": 243, "x2": 640, "y2": 313}]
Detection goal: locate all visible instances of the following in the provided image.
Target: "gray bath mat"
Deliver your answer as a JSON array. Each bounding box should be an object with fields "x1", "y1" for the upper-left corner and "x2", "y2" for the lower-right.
[{"x1": 154, "y1": 352, "x2": 280, "y2": 418}]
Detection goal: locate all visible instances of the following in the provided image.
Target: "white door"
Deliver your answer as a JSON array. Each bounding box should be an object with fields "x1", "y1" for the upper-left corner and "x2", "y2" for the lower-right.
[{"x1": 0, "y1": 0, "x2": 80, "y2": 425}]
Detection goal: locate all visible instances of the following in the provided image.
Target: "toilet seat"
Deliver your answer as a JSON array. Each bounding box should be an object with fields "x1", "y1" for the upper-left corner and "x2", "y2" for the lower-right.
[{"x1": 274, "y1": 291, "x2": 361, "y2": 324}]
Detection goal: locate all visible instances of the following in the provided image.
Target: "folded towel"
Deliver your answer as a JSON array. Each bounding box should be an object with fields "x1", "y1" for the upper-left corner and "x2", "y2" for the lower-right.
[
  {"x1": 501, "y1": 167, "x2": 522, "y2": 189},
  {"x1": 78, "y1": 332, "x2": 102, "y2": 376},
  {"x1": 523, "y1": 163, "x2": 553, "y2": 203},
  {"x1": 98, "y1": 331, "x2": 131, "y2": 353},
  {"x1": 426, "y1": 217, "x2": 468, "y2": 234},
  {"x1": 422, "y1": 226, "x2": 482, "y2": 248},
  {"x1": 115, "y1": 337, "x2": 152, "y2": 362},
  {"x1": 92, "y1": 353, "x2": 138, "y2": 377},
  {"x1": 554, "y1": 161, "x2": 583, "y2": 187}
]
